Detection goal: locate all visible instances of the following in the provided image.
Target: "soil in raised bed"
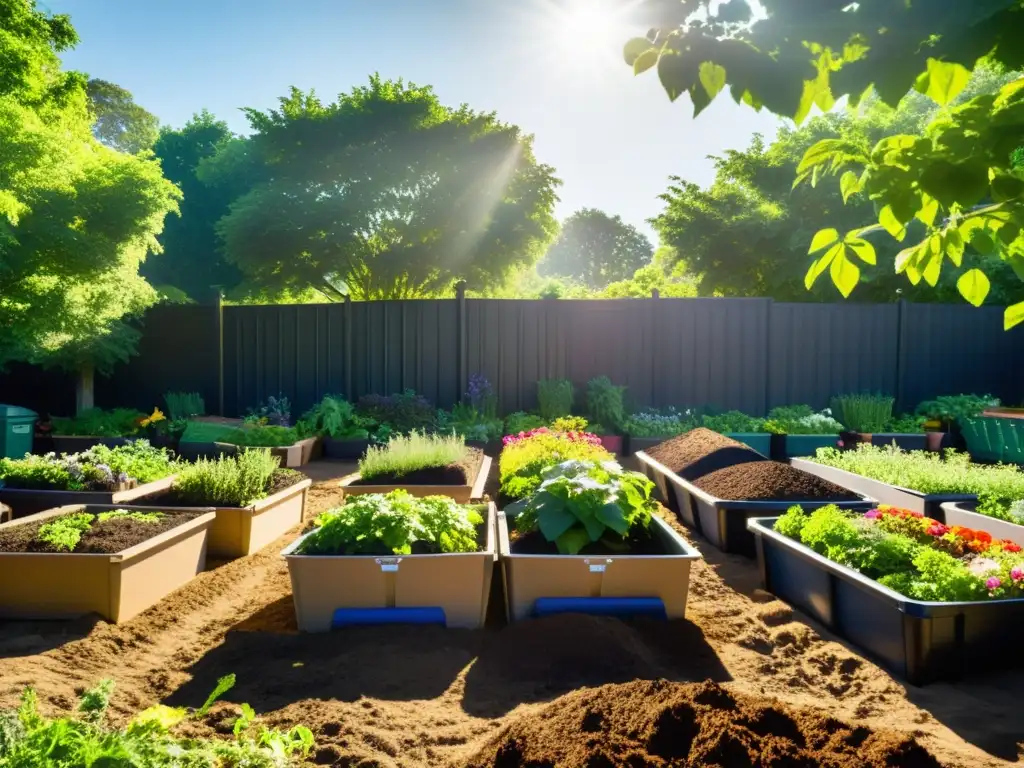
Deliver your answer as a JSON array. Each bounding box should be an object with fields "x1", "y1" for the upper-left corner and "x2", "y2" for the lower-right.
[
  {"x1": 0, "y1": 510, "x2": 204, "y2": 554},
  {"x1": 465, "y1": 679, "x2": 940, "y2": 768},
  {"x1": 645, "y1": 427, "x2": 768, "y2": 481},
  {"x1": 352, "y1": 447, "x2": 484, "y2": 487},
  {"x1": 509, "y1": 526, "x2": 668, "y2": 556},
  {"x1": 695, "y1": 461, "x2": 862, "y2": 502}
]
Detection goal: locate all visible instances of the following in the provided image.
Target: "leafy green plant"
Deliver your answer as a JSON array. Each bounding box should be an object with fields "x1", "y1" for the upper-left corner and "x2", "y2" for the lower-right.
[
  {"x1": 623, "y1": 407, "x2": 693, "y2": 438},
  {"x1": 299, "y1": 490, "x2": 483, "y2": 556},
  {"x1": 173, "y1": 449, "x2": 281, "y2": 507},
  {"x1": 358, "y1": 432, "x2": 468, "y2": 481},
  {"x1": 300, "y1": 395, "x2": 372, "y2": 439},
  {"x1": 700, "y1": 411, "x2": 766, "y2": 433},
  {"x1": 884, "y1": 413, "x2": 926, "y2": 433},
  {"x1": 224, "y1": 425, "x2": 299, "y2": 447},
  {"x1": 550, "y1": 416, "x2": 589, "y2": 432},
  {"x1": 246, "y1": 395, "x2": 292, "y2": 427},
  {"x1": 537, "y1": 379, "x2": 574, "y2": 421},
  {"x1": 831, "y1": 393, "x2": 894, "y2": 433},
  {"x1": 585, "y1": 376, "x2": 627, "y2": 433},
  {"x1": 763, "y1": 406, "x2": 843, "y2": 436},
  {"x1": 50, "y1": 408, "x2": 148, "y2": 437},
  {"x1": 916, "y1": 394, "x2": 1000, "y2": 427},
  {"x1": 164, "y1": 391, "x2": 206, "y2": 421},
  {"x1": 32, "y1": 510, "x2": 163, "y2": 553},
  {"x1": 437, "y1": 402, "x2": 504, "y2": 442},
  {"x1": 507, "y1": 460, "x2": 656, "y2": 554},
  {"x1": 499, "y1": 431, "x2": 612, "y2": 499},
  {"x1": 86, "y1": 441, "x2": 179, "y2": 484},
  {"x1": 812, "y1": 444, "x2": 1024, "y2": 521},
  {"x1": 505, "y1": 411, "x2": 546, "y2": 435},
  {"x1": 0, "y1": 441, "x2": 176, "y2": 492},
  {"x1": 356, "y1": 390, "x2": 436, "y2": 435}
]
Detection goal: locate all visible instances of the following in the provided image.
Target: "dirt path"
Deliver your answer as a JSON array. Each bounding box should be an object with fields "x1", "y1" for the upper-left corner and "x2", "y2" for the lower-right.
[{"x1": 0, "y1": 461, "x2": 1021, "y2": 766}]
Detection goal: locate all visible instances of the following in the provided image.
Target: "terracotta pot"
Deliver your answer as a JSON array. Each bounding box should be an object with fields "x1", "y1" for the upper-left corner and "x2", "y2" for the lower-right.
[
  {"x1": 599, "y1": 435, "x2": 624, "y2": 454},
  {"x1": 838, "y1": 431, "x2": 872, "y2": 448},
  {"x1": 925, "y1": 430, "x2": 945, "y2": 452}
]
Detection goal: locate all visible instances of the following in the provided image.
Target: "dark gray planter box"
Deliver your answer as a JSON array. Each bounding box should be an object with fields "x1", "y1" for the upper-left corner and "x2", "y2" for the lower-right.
[
  {"x1": 722, "y1": 433, "x2": 771, "y2": 456},
  {"x1": 635, "y1": 452, "x2": 873, "y2": 557},
  {"x1": 781, "y1": 434, "x2": 840, "y2": 458},
  {"x1": 790, "y1": 458, "x2": 976, "y2": 518},
  {"x1": 0, "y1": 475, "x2": 176, "y2": 519},
  {"x1": 748, "y1": 516, "x2": 1024, "y2": 685},
  {"x1": 870, "y1": 433, "x2": 928, "y2": 451},
  {"x1": 322, "y1": 437, "x2": 371, "y2": 460},
  {"x1": 940, "y1": 501, "x2": 1024, "y2": 547},
  {"x1": 625, "y1": 436, "x2": 667, "y2": 457}
]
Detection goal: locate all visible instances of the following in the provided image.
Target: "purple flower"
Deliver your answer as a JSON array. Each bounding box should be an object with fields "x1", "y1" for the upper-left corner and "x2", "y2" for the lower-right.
[
  {"x1": 466, "y1": 373, "x2": 493, "y2": 408},
  {"x1": 1011, "y1": 566, "x2": 1024, "y2": 582},
  {"x1": 864, "y1": 509, "x2": 881, "y2": 519},
  {"x1": 986, "y1": 576, "x2": 1002, "y2": 590}
]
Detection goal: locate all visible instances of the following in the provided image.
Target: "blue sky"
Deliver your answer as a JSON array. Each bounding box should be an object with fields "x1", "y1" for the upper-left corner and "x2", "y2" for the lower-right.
[{"x1": 46, "y1": 0, "x2": 783, "y2": 241}]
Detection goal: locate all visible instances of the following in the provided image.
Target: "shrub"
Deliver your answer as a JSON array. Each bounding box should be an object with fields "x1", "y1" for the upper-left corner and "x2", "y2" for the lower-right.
[
  {"x1": 356, "y1": 390, "x2": 436, "y2": 434},
  {"x1": 299, "y1": 395, "x2": 373, "y2": 439},
  {"x1": 586, "y1": 376, "x2": 627, "y2": 433},
  {"x1": 224, "y1": 425, "x2": 299, "y2": 447},
  {"x1": 763, "y1": 406, "x2": 843, "y2": 435},
  {"x1": 173, "y1": 449, "x2": 281, "y2": 507},
  {"x1": 299, "y1": 491, "x2": 483, "y2": 556},
  {"x1": 507, "y1": 460, "x2": 655, "y2": 554},
  {"x1": 623, "y1": 407, "x2": 693, "y2": 438},
  {"x1": 537, "y1": 379, "x2": 574, "y2": 421},
  {"x1": 358, "y1": 432, "x2": 467, "y2": 481},
  {"x1": 831, "y1": 393, "x2": 894, "y2": 433},
  {"x1": 164, "y1": 391, "x2": 205, "y2": 421},
  {"x1": 438, "y1": 402, "x2": 504, "y2": 442},
  {"x1": 915, "y1": 394, "x2": 999, "y2": 426},
  {"x1": 811, "y1": 444, "x2": 1024, "y2": 521},
  {"x1": 50, "y1": 408, "x2": 148, "y2": 437},
  {"x1": 700, "y1": 410, "x2": 766, "y2": 433},
  {"x1": 499, "y1": 430, "x2": 612, "y2": 499},
  {"x1": 505, "y1": 411, "x2": 546, "y2": 435}
]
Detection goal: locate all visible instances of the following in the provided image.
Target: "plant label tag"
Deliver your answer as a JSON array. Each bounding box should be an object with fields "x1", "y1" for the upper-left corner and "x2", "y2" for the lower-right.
[
  {"x1": 376, "y1": 557, "x2": 401, "y2": 572},
  {"x1": 585, "y1": 558, "x2": 612, "y2": 573},
  {"x1": 11, "y1": 425, "x2": 29, "y2": 434}
]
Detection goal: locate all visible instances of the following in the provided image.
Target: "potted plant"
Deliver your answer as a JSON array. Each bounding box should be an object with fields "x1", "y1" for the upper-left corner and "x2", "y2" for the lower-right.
[
  {"x1": 585, "y1": 376, "x2": 627, "y2": 454},
  {"x1": 282, "y1": 490, "x2": 496, "y2": 631},
  {"x1": 298, "y1": 395, "x2": 374, "y2": 460},
  {"x1": 830, "y1": 393, "x2": 894, "y2": 447},
  {"x1": 699, "y1": 411, "x2": 771, "y2": 455},
  {"x1": 498, "y1": 427, "x2": 611, "y2": 502},
  {"x1": 341, "y1": 432, "x2": 490, "y2": 503},
  {"x1": 0, "y1": 440, "x2": 180, "y2": 518},
  {"x1": 622, "y1": 407, "x2": 693, "y2": 456},
  {"x1": 0, "y1": 503, "x2": 216, "y2": 622},
  {"x1": 749, "y1": 504, "x2": 1024, "y2": 684},
  {"x1": 762, "y1": 405, "x2": 842, "y2": 459},
  {"x1": 500, "y1": 460, "x2": 702, "y2": 621}
]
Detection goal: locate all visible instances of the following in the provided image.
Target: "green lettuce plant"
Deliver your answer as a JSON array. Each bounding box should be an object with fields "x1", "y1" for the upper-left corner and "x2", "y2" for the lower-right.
[
  {"x1": 34, "y1": 510, "x2": 163, "y2": 552},
  {"x1": 507, "y1": 460, "x2": 656, "y2": 555}
]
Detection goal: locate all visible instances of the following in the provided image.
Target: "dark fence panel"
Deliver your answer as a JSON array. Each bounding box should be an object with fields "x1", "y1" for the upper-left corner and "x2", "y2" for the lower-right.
[{"x1": 767, "y1": 303, "x2": 900, "y2": 411}]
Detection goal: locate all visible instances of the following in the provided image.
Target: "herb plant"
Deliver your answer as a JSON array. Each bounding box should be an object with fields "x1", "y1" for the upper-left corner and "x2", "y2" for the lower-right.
[
  {"x1": 884, "y1": 413, "x2": 926, "y2": 433},
  {"x1": 811, "y1": 444, "x2": 1024, "y2": 521},
  {"x1": 762, "y1": 405, "x2": 843, "y2": 435},
  {"x1": 831, "y1": 393, "x2": 895, "y2": 433},
  {"x1": 507, "y1": 460, "x2": 656, "y2": 554},
  {"x1": 437, "y1": 402, "x2": 503, "y2": 442},
  {"x1": 537, "y1": 379, "x2": 574, "y2": 421},
  {"x1": 0, "y1": 441, "x2": 176, "y2": 492},
  {"x1": 298, "y1": 491, "x2": 483, "y2": 556},
  {"x1": 586, "y1": 376, "x2": 626, "y2": 433},
  {"x1": 700, "y1": 410, "x2": 766, "y2": 433},
  {"x1": 356, "y1": 390, "x2": 436, "y2": 434},
  {"x1": 623, "y1": 407, "x2": 693, "y2": 438},
  {"x1": 164, "y1": 391, "x2": 206, "y2": 421},
  {"x1": 225, "y1": 425, "x2": 299, "y2": 447},
  {"x1": 916, "y1": 394, "x2": 1000, "y2": 427},
  {"x1": 299, "y1": 395, "x2": 372, "y2": 439},
  {"x1": 173, "y1": 449, "x2": 282, "y2": 507},
  {"x1": 505, "y1": 412, "x2": 546, "y2": 435},
  {"x1": 358, "y1": 432, "x2": 468, "y2": 481},
  {"x1": 499, "y1": 429, "x2": 611, "y2": 499}
]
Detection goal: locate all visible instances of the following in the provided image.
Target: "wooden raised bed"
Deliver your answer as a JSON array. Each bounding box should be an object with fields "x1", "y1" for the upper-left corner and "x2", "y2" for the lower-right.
[
  {"x1": 340, "y1": 455, "x2": 491, "y2": 503},
  {"x1": 0, "y1": 475, "x2": 177, "y2": 520},
  {"x1": 0, "y1": 504, "x2": 215, "y2": 623},
  {"x1": 940, "y1": 501, "x2": 1024, "y2": 547},
  {"x1": 748, "y1": 515, "x2": 1024, "y2": 685},
  {"x1": 790, "y1": 458, "x2": 976, "y2": 519},
  {"x1": 498, "y1": 511, "x2": 701, "y2": 622},
  {"x1": 636, "y1": 452, "x2": 873, "y2": 557},
  {"x1": 212, "y1": 438, "x2": 318, "y2": 468},
  {"x1": 282, "y1": 502, "x2": 496, "y2": 632}
]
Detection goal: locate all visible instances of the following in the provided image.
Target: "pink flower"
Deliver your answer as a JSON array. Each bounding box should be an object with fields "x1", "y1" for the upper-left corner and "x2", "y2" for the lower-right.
[
  {"x1": 986, "y1": 577, "x2": 1002, "y2": 590},
  {"x1": 864, "y1": 509, "x2": 881, "y2": 519},
  {"x1": 1011, "y1": 567, "x2": 1024, "y2": 582},
  {"x1": 837, "y1": 440, "x2": 845, "y2": 448},
  {"x1": 926, "y1": 523, "x2": 949, "y2": 537}
]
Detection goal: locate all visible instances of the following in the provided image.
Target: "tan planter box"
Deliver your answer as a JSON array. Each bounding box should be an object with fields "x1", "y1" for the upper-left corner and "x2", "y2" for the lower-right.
[
  {"x1": 339, "y1": 455, "x2": 491, "y2": 503},
  {"x1": 498, "y1": 511, "x2": 702, "y2": 623},
  {"x1": 0, "y1": 504, "x2": 215, "y2": 623},
  {"x1": 212, "y1": 438, "x2": 320, "y2": 468},
  {"x1": 282, "y1": 502, "x2": 496, "y2": 631},
  {"x1": 207, "y1": 478, "x2": 312, "y2": 558},
  {"x1": 0, "y1": 475, "x2": 178, "y2": 519}
]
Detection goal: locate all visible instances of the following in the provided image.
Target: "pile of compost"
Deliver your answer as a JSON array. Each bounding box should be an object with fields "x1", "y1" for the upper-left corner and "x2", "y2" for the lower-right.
[
  {"x1": 465, "y1": 679, "x2": 941, "y2": 768},
  {"x1": 645, "y1": 428, "x2": 859, "y2": 502}
]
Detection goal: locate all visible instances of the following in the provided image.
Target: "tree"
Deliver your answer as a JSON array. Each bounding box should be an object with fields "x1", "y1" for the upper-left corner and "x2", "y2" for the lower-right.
[
  {"x1": 85, "y1": 79, "x2": 159, "y2": 154},
  {"x1": 144, "y1": 110, "x2": 246, "y2": 301},
  {"x1": 539, "y1": 208, "x2": 654, "y2": 289},
  {"x1": 623, "y1": 1, "x2": 1024, "y2": 326},
  {"x1": 0, "y1": 0, "x2": 179, "y2": 375},
  {"x1": 210, "y1": 76, "x2": 560, "y2": 301}
]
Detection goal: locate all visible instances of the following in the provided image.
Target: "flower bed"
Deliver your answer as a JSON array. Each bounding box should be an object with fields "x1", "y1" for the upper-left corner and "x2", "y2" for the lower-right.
[
  {"x1": 797, "y1": 444, "x2": 1024, "y2": 521},
  {"x1": 283, "y1": 491, "x2": 495, "y2": 631},
  {"x1": 498, "y1": 427, "x2": 611, "y2": 501},
  {"x1": 749, "y1": 504, "x2": 1024, "y2": 684},
  {"x1": 500, "y1": 460, "x2": 701, "y2": 621},
  {"x1": 0, "y1": 504, "x2": 215, "y2": 622}
]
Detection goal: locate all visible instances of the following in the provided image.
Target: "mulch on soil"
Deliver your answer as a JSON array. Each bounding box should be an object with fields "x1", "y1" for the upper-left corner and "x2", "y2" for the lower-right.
[
  {"x1": 465, "y1": 679, "x2": 941, "y2": 768},
  {"x1": 353, "y1": 447, "x2": 484, "y2": 487},
  {"x1": 0, "y1": 509, "x2": 205, "y2": 554}
]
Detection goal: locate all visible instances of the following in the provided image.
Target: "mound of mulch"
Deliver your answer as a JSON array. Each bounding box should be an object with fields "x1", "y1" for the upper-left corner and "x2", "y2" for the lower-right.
[
  {"x1": 645, "y1": 428, "x2": 768, "y2": 481},
  {"x1": 0, "y1": 509, "x2": 205, "y2": 554},
  {"x1": 465, "y1": 679, "x2": 941, "y2": 768},
  {"x1": 353, "y1": 447, "x2": 484, "y2": 486}
]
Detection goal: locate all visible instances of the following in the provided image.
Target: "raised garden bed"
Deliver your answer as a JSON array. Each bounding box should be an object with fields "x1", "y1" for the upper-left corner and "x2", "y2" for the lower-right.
[
  {"x1": 748, "y1": 515, "x2": 1024, "y2": 685},
  {"x1": 790, "y1": 458, "x2": 976, "y2": 518},
  {"x1": 283, "y1": 501, "x2": 496, "y2": 631},
  {"x1": 0, "y1": 476, "x2": 177, "y2": 519},
  {"x1": 213, "y1": 437, "x2": 318, "y2": 468},
  {"x1": 498, "y1": 510, "x2": 700, "y2": 622},
  {"x1": 342, "y1": 450, "x2": 490, "y2": 503},
  {"x1": 0, "y1": 504, "x2": 215, "y2": 622},
  {"x1": 940, "y1": 500, "x2": 1024, "y2": 547}
]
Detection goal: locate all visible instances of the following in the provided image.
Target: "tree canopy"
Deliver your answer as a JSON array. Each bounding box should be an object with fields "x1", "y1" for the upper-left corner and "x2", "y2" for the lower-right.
[
  {"x1": 209, "y1": 76, "x2": 560, "y2": 301},
  {"x1": 0, "y1": 0, "x2": 179, "y2": 371},
  {"x1": 86, "y1": 78, "x2": 160, "y2": 154},
  {"x1": 539, "y1": 208, "x2": 654, "y2": 289}
]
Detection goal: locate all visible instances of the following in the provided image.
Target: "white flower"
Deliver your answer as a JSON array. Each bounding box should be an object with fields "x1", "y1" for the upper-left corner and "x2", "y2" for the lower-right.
[{"x1": 968, "y1": 557, "x2": 1001, "y2": 576}]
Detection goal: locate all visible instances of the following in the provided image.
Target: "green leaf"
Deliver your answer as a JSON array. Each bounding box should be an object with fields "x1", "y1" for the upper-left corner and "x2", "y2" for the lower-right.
[
  {"x1": 991, "y1": 173, "x2": 1024, "y2": 202},
  {"x1": 840, "y1": 171, "x2": 861, "y2": 203},
  {"x1": 555, "y1": 527, "x2": 592, "y2": 555},
  {"x1": 623, "y1": 37, "x2": 652, "y2": 66},
  {"x1": 845, "y1": 237, "x2": 876, "y2": 265},
  {"x1": 921, "y1": 235, "x2": 943, "y2": 287},
  {"x1": 994, "y1": 78, "x2": 1024, "y2": 109},
  {"x1": 595, "y1": 502, "x2": 629, "y2": 535},
  {"x1": 879, "y1": 206, "x2": 906, "y2": 241},
  {"x1": 895, "y1": 242, "x2": 923, "y2": 275},
  {"x1": 581, "y1": 512, "x2": 606, "y2": 541},
  {"x1": 829, "y1": 249, "x2": 860, "y2": 298},
  {"x1": 797, "y1": 139, "x2": 857, "y2": 175},
  {"x1": 914, "y1": 58, "x2": 970, "y2": 106},
  {"x1": 537, "y1": 505, "x2": 577, "y2": 543},
  {"x1": 915, "y1": 194, "x2": 940, "y2": 228},
  {"x1": 198, "y1": 674, "x2": 236, "y2": 716},
  {"x1": 1006, "y1": 249, "x2": 1024, "y2": 281},
  {"x1": 956, "y1": 269, "x2": 990, "y2": 307},
  {"x1": 809, "y1": 228, "x2": 839, "y2": 254},
  {"x1": 689, "y1": 83, "x2": 711, "y2": 117},
  {"x1": 1005, "y1": 301, "x2": 1024, "y2": 330},
  {"x1": 633, "y1": 49, "x2": 659, "y2": 75},
  {"x1": 944, "y1": 228, "x2": 964, "y2": 266},
  {"x1": 919, "y1": 160, "x2": 990, "y2": 209},
  {"x1": 804, "y1": 243, "x2": 840, "y2": 290},
  {"x1": 658, "y1": 50, "x2": 697, "y2": 102},
  {"x1": 699, "y1": 61, "x2": 726, "y2": 100}
]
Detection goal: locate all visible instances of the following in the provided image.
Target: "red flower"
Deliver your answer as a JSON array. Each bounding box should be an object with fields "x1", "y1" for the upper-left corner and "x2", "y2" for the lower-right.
[
  {"x1": 1002, "y1": 541, "x2": 1022, "y2": 553},
  {"x1": 926, "y1": 523, "x2": 950, "y2": 537}
]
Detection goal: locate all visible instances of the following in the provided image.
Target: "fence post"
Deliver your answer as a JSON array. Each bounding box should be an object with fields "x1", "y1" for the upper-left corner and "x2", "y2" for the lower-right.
[
  {"x1": 343, "y1": 295, "x2": 354, "y2": 400},
  {"x1": 215, "y1": 292, "x2": 225, "y2": 416},
  {"x1": 455, "y1": 281, "x2": 468, "y2": 402}
]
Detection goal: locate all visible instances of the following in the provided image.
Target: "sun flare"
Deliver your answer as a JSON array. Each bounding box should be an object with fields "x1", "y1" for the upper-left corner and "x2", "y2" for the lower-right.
[{"x1": 542, "y1": 0, "x2": 638, "y2": 70}]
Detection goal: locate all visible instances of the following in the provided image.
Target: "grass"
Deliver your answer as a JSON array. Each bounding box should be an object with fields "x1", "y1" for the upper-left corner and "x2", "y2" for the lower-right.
[{"x1": 358, "y1": 432, "x2": 468, "y2": 481}]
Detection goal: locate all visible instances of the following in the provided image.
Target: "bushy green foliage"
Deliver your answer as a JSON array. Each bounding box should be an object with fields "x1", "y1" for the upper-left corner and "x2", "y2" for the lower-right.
[
  {"x1": 173, "y1": 449, "x2": 280, "y2": 507},
  {"x1": 224, "y1": 425, "x2": 299, "y2": 447},
  {"x1": 811, "y1": 445, "x2": 1024, "y2": 521},
  {"x1": 831, "y1": 394, "x2": 894, "y2": 433},
  {"x1": 508, "y1": 460, "x2": 655, "y2": 554},
  {"x1": 763, "y1": 406, "x2": 843, "y2": 435},
  {"x1": 50, "y1": 408, "x2": 147, "y2": 437},
  {"x1": 537, "y1": 379, "x2": 574, "y2": 421},
  {"x1": 164, "y1": 391, "x2": 205, "y2": 421},
  {"x1": 356, "y1": 390, "x2": 436, "y2": 435},
  {"x1": 700, "y1": 411, "x2": 766, "y2": 433},
  {"x1": 586, "y1": 376, "x2": 627, "y2": 433},
  {"x1": 300, "y1": 395, "x2": 372, "y2": 439},
  {"x1": 916, "y1": 394, "x2": 1000, "y2": 425},
  {"x1": 623, "y1": 407, "x2": 693, "y2": 438},
  {"x1": 539, "y1": 208, "x2": 653, "y2": 289},
  {"x1": 437, "y1": 403, "x2": 504, "y2": 442},
  {"x1": 87, "y1": 441, "x2": 179, "y2": 484},
  {"x1": 358, "y1": 432, "x2": 467, "y2": 481},
  {"x1": 0, "y1": 675, "x2": 313, "y2": 766},
  {"x1": 298, "y1": 491, "x2": 483, "y2": 556},
  {"x1": 499, "y1": 432, "x2": 612, "y2": 499},
  {"x1": 550, "y1": 416, "x2": 589, "y2": 432},
  {"x1": 772, "y1": 505, "x2": 809, "y2": 540},
  {"x1": 884, "y1": 414, "x2": 926, "y2": 433},
  {"x1": 34, "y1": 510, "x2": 163, "y2": 552},
  {"x1": 505, "y1": 412, "x2": 546, "y2": 435},
  {"x1": 0, "y1": 441, "x2": 176, "y2": 491}
]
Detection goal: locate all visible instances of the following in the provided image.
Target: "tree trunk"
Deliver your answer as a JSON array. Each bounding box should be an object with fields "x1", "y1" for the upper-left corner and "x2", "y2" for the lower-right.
[{"x1": 76, "y1": 363, "x2": 95, "y2": 414}]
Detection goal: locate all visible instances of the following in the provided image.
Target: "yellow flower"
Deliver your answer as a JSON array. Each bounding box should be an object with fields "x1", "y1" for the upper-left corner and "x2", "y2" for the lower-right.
[{"x1": 140, "y1": 407, "x2": 166, "y2": 427}]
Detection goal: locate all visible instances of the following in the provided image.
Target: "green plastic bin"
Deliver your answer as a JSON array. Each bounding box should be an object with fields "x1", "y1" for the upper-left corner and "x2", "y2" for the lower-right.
[
  {"x1": 962, "y1": 416, "x2": 1024, "y2": 463},
  {"x1": 0, "y1": 405, "x2": 37, "y2": 459}
]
